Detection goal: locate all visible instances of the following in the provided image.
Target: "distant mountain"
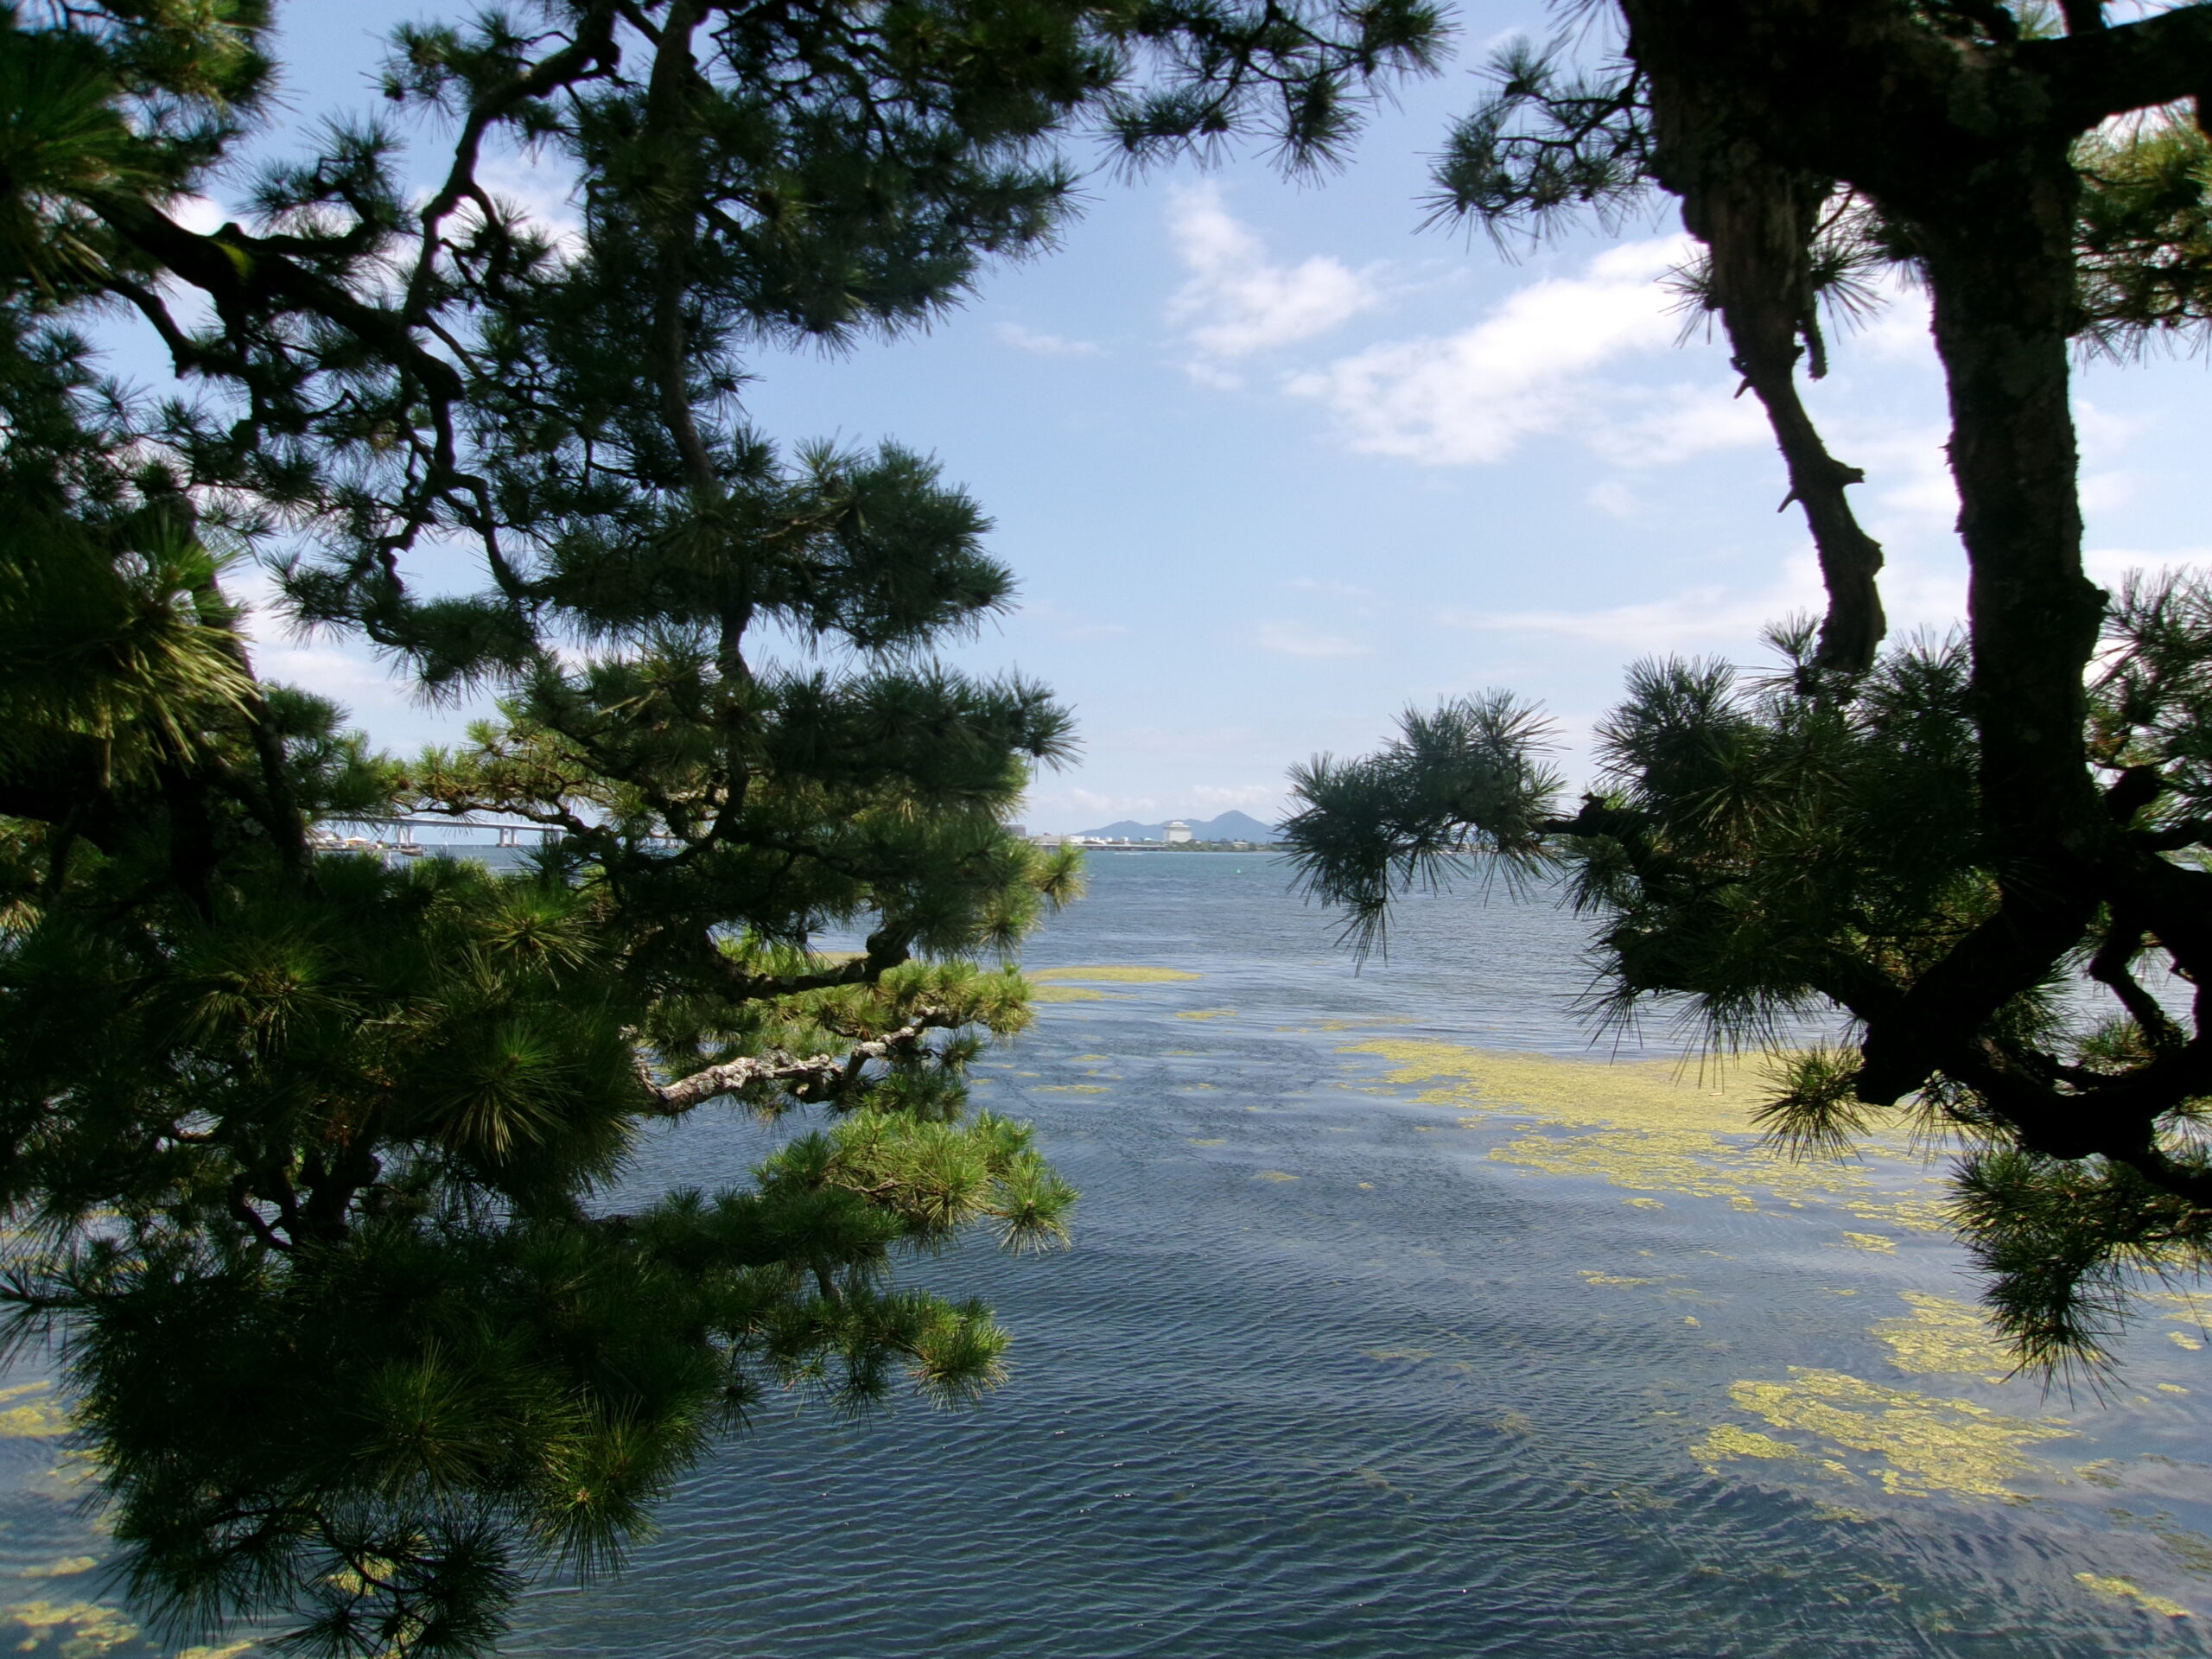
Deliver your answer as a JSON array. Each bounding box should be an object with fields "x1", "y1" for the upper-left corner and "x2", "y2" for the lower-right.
[{"x1": 1070, "y1": 810, "x2": 1281, "y2": 842}]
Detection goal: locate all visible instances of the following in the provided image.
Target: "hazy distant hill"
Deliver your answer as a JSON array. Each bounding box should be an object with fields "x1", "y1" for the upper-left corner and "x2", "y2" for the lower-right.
[{"x1": 1070, "y1": 810, "x2": 1279, "y2": 841}]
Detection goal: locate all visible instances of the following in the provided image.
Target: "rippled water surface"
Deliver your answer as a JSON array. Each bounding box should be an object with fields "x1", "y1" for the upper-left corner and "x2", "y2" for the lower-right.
[{"x1": 7, "y1": 855, "x2": 2212, "y2": 1657}]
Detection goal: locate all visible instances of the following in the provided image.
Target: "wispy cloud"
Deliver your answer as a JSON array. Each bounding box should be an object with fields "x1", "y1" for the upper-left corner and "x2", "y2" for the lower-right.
[
  {"x1": 1253, "y1": 620, "x2": 1370, "y2": 658},
  {"x1": 469, "y1": 153, "x2": 586, "y2": 263},
  {"x1": 1017, "y1": 597, "x2": 1129, "y2": 639},
  {"x1": 2086, "y1": 546, "x2": 2212, "y2": 591},
  {"x1": 1167, "y1": 184, "x2": 1382, "y2": 368},
  {"x1": 1440, "y1": 580, "x2": 1813, "y2": 653},
  {"x1": 1285, "y1": 237, "x2": 1761, "y2": 467},
  {"x1": 996, "y1": 321, "x2": 1103, "y2": 357}
]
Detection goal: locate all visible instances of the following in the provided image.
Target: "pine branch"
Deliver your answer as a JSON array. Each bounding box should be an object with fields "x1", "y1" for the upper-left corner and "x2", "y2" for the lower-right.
[{"x1": 640, "y1": 1003, "x2": 964, "y2": 1111}]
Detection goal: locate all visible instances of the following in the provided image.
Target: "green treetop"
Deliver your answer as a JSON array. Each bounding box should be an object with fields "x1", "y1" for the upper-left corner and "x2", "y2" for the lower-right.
[
  {"x1": 0, "y1": 0, "x2": 1440, "y2": 1653},
  {"x1": 1286, "y1": 0, "x2": 2212, "y2": 1373}
]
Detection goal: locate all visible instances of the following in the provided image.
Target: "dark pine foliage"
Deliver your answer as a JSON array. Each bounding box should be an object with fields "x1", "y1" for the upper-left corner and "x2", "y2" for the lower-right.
[{"x1": 0, "y1": 0, "x2": 1440, "y2": 1653}]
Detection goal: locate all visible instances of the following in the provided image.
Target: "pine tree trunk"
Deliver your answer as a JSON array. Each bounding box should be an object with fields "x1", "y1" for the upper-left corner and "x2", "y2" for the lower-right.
[{"x1": 1917, "y1": 148, "x2": 2107, "y2": 857}]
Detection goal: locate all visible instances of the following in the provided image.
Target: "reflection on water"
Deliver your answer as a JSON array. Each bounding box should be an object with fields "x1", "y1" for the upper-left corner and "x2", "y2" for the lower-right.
[{"x1": 6, "y1": 855, "x2": 2211, "y2": 1656}]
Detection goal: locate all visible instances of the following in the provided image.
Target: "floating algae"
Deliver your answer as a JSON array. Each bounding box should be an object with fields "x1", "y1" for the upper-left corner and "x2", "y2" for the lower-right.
[
  {"x1": 15, "y1": 1563, "x2": 96, "y2": 1589},
  {"x1": 1174, "y1": 1008, "x2": 1236, "y2": 1021},
  {"x1": 1030, "y1": 986, "x2": 1109, "y2": 1003},
  {"x1": 1188, "y1": 1137, "x2": 1227, "y2": 1147},
  {"x1": 1030, "y1": 965, "x2": 1201, "y2": 983},
  {"x1": 1343, "y1": 1040, "x2": 1912, "y2": 1213},
  {"x1": 1840, "y1": 1232, "x2": 1897, "y2": 1254},
  {"x1": 1624, "y1": 1197, "x2": 1666, "y2": 1210},
  {"x1": 0, "y1": 1384, "x2": 69, "y2": 1439},
  {"x1": 1580, "y1": 1271, "x2": 1665, "y2": 1287},
  {"x1": 1, "y1": 1601, "x2": 139, "y2": 1657},
  {"x1": 1703, "y1": 1367, "x2": 2073, "y2": 1499},
  {"x1": 1689, "y1": 1424, "x2": 1847, "y2": 1478},
  {"x1": 1255, "y1": 1171, "x2": 1300, "y2": 1182},
  {"x1": 2172, "y1": 1332, "x2": 2205, "y2": 1351},
  {"x1": 2109, "y1": 1510, "x2": 2212, "y2": 1576},
  {"x1": 1872, "y1": 1293, "x2": 2015, "y2": 1382},
  {"x1": 2075, "y1": 1573, "x2": 2192, "y2": 1618},
  {"x1": 2160, "y1": 1383, "x2": 2191, "y2": 1395},
  {"x1": 2140, "y1": 1289, "x2": 2211, "y2": 1330},
  {"x1": 1844, "y1": 1194, "x2": 1954, "y2": 1234},
  {"x1": 1033, "y1": 1084, "x2": 1109, "y2": 1094}
]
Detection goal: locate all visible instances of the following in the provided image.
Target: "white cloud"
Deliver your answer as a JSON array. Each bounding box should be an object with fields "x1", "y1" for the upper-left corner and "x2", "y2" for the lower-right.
[
  {"x1": 996, "y1": 322, "x2": 1103, "y2": 357},
  {"x1": 1440, "y1": 573, "x2": 1819, "y2": 653},
  {"x1": 470, "y1": 153, "x2": 586, "y2": 263},
  {"x1": 1253, "y1": 620, "x2": 1370, "y2": 658},
  {"x1": 1438, "y1": 535, "x2": 1991, "y2": 659},
  {"x1": 1847, "y1": 423, "x2": 1958, "y2": 530},
  {"x1": 1167, "y1": 184, "x2": 1381, "y2": 363},
  {"x1": 1586, "y1": 380, "x2": 1774, "y2": 467},
  {"x1": 1286, "y1": 237, "x2": 1756, "y2": 466},
  {"x1": 1847, "y1": 276, "x2": 1935, "y2": 364},
  {"x1": 168, "y1": 194, "x2": 228, "y2": 234},
  {"x1": 2085, "y1": 547, "x2": 2212, "y2": 591}
]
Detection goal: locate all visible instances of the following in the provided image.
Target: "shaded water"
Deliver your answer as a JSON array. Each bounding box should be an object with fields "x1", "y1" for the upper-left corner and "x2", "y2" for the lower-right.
[{"x1": 5, "y1": 855, "x2": 2210, "y2": 1656}]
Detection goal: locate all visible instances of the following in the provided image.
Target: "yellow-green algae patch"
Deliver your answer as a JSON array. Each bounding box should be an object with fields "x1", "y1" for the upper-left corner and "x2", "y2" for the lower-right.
[
  {"x1": 1844, "y1": 1195, "x2": 1953, "y2": 1234},
  {"x1": 1188, "y1": 1137, "x2": 1226, "y2": 1147},
  {"x1": 1872, "y1": 1293, "x2": 2015, "y2": 1382},
  {"x1": 1624, "y1": 1197, "x2": 1666, "y2": 1210},
  {"x1": 2171, "y1": 1332, "x2": 2205, "y2": 1351},
  {"x1": 1580, "y1": 1271, "x2": 1665, "y2": 1287},
  {"x1": 2111, "y1": 1510, "x2": 2212, "y2": 1575},
  {"x1": 1030, "y1": 985, "x2": 1109, "y2": 1003},
  {"x1": 1030, "y1": 965, "x2": 1200, "y2": 983},
  {"x1": 1342, "y1": 1039, "x2": 1912, "y2": 1212},
  {"x1": 177, "y1": 1645, "x2": 257, "y2": 1659},
  {"x1": 2075, "y1": 1573, "x2": 2192, "y2": 1618},
  {"x1": 1690, "y1": 1424, "x2": 1847, "y2": 1478},
  {"x1": 1705, "y1": 1367, "x2": 2072, "y2": 1499},
  {"x1": 1, "y1": 1600, "x2": 139, "y2": 1657},
  {"x1": 1840, "y1": 1232, "x2": 1897, "y2": 1254},
  {"x1": 1174, "y1": 1008, "x2": 1236, "y2": 1020},
  {"x1": 1255, "y1": 1170, "x2": 1300, "y2": 1182},
  {"x1": 2140, "y1": 1289, "x2": 2210, "y2": 1327},
  {"x1": 1034, "y1": 1084, "x2": 1109, "y2": 1094},
  {"x1": 0, "y1": 1385, "x2": 70, "y2": 1439},
  {"x1": 16, "y1": 1560, "x2": 94, "y2": 1582}
]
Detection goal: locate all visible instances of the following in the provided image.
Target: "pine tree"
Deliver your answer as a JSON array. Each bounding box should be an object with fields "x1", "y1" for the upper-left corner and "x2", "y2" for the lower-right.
[
  {"x1": 0, "y1": 1, "x2": 1440, "y2": 1652},
  {"x1": 1285, "y1": 0, "x2": 2212, "y2": 1372}
]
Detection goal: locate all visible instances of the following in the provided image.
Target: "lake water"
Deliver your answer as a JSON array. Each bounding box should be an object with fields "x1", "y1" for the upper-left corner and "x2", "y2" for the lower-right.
[{"x1": 5, "y1": 855, "x2": 2210, "y2": 1656}]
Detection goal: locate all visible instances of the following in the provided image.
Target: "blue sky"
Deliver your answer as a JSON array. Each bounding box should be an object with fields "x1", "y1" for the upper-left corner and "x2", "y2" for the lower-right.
[{"x1": 180, "y1": 2, "x2": 2212, "y2": 832}]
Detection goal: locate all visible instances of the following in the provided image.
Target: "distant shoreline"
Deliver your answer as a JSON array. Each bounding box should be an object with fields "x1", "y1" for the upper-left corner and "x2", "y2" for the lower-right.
[{"x1": 1029, "y1": 839, "x2": 1285, "y2": 853}]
